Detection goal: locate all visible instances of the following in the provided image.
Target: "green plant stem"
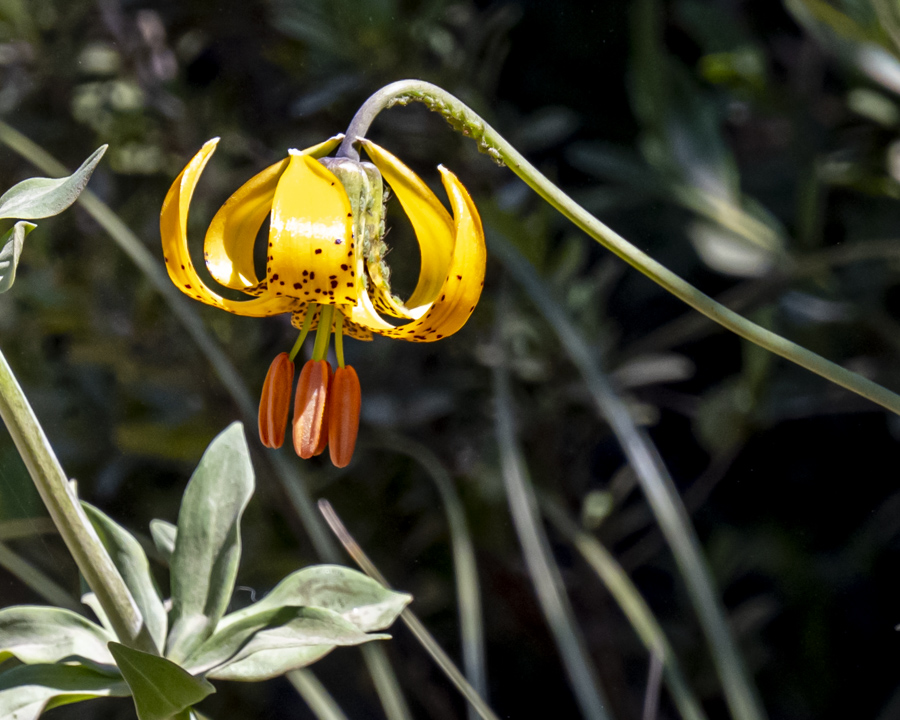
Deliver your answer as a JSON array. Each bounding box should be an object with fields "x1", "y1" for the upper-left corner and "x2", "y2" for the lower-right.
[
  {"x1": 541, "y1": 499, "x2": 707, "y2": 720},
  {"x1": 339, "y1": 79, "x2": 900, "y2": 415},
  {"x1": 288, "y1": 669, "x2": 350, "y2": 720},
  {"x1": 0, "y1": 347, "x2": 156, "y2": 652},
  {"x1": 372, "y1": 432, "x2": 488, "y2": 718},
  {"x1": 492, "y1": 233, "x2": 766, "y2": 720},
  {"x1": 0, "y1": 540, "x2": 81, "y2": 613},
  {"x1": 318, "y1": 499, "x2": 502, "y2": 720},
  {"x1": 0, "y1": 120, "x2": 411, "y2": 720}
]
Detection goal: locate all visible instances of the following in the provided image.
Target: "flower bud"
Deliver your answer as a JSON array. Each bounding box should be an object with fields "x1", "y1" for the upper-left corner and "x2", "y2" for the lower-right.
[
  {"x1": 293, "y1": 359, "x2": 332, "y2": 459},
  {"x1": 258, "y1": 352, "x2": 294, "y2": 449},
  {"x1": 328, "y1": 365, "x2": 361, "y2": 468}
]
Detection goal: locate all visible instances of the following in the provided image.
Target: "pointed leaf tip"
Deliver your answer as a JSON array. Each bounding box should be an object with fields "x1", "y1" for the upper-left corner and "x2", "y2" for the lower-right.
[{"x1": 0, "y1": 144, "x2": 107, "y2": 220}]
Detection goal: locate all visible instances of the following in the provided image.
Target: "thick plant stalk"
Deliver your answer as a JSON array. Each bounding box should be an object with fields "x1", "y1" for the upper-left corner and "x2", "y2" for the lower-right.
[{"x1": 0, "y1": 347, "x2": 156, "y2": 652}]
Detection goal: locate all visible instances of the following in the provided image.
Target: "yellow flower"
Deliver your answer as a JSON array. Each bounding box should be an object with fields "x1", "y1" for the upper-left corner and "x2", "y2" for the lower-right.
[{"x1": 160, "y1": 135, "x2": 486, "y2": 466}]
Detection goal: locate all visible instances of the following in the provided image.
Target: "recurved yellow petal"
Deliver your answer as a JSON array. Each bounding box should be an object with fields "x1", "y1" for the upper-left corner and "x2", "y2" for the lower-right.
[
  {"x1": 267, "y1": 153, "x2": 357, "y2": 306},
  {"x1": 350, "y1": 166, "x2": 486, "y2": 342},
  {"x1": 204, "y1": 136, "x2": 343, "y2": 294},
  {"x1": 361, "y1": 139, "x2": 455, "y2": 314},
  {"x1": 160, "y1": 139, "x2": 298, "y2": 317}
]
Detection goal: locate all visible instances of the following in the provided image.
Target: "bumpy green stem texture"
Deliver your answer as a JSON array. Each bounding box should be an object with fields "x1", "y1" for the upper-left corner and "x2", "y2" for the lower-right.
[
  {"x1": 0, "y1": 347, "x2": 156, "y2": 652},
  {"x1": 340, "y1": 80, "x2": 900, "y2": 416}
]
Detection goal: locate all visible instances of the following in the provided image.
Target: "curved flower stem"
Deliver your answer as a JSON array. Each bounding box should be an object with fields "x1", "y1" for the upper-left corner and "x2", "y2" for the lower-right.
[
  {"x1": 340, "y1": 79, "x2": 900, "y2": 415},
  {"x1": 0, "y1": 347, "x2": 156, "y2": 652}
]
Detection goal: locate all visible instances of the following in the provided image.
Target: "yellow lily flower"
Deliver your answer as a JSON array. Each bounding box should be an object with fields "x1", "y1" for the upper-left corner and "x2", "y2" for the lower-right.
[{"x1": 160, "y1": 135, "x2": 486, "y2": 467}]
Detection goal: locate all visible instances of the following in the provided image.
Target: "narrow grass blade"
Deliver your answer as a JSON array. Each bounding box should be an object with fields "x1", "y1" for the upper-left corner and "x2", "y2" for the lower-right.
[
  {"x1": 318, "y1": 500, "x2": 502, "y2": 720},
  {"x1": 0, "y1": 541, "x2": 81, "y2": 612},
  {"x1": 288, "y1": 669, "x2": 350, "y2": 720},
  {"x1": 491, "y1": 232, "x2": 766, "y2": 720},
  {"x1": 492, "y1": 335, "x2": 611, "y2": 720},
  {"x1": 373, "y1": 432, "x2": 488, "y2": 717},
  {"x1": 542, "y1": 500, "x2": 707, "y2": 720}
]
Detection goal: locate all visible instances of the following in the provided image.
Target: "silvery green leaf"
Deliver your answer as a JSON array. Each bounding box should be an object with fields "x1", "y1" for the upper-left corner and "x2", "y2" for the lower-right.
[
  {"x1": 82, "y1": 502, "x2": 168, "y2": 652},
  {"x1": 166, "y1": 422, "x2": 254, "y2": 663},
  {"x1": 206, "y1": 645, "x2": 334, "y2": 682},
  {"x1": 108, "y1": 642, "x2": 215, "y2": 720},
  {"x1": 0, "y1": 221, "x2": 35, "y2": 293},
  {"x1": 184, "y1": 605, "x2": 380, "y2": 675},
  {"x1": 206, "y1": 606, "x2": 388, "y2": 682},
  {"x1": 0, "y1": 145, "x2": 106, "y2": 220},
  {"x1": 149, "y1": 519, "x2": 177, "y2": 564},
  {"x1": 0, "y1": 606, "x2": 115, "y2": 666},
  {"x1": 218, "y1": 565, "x2": 411, "y2": 634},
  {"x1": 0, "y1": 663, "x2": 128, "y2": 720}
]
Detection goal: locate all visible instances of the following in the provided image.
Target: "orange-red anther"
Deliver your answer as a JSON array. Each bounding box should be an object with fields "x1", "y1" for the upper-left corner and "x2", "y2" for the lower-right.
[
  {"x1": 293, "y1": 359, "x2": 332, "y2": 459},
  {"x1": 312, "y1": 362, "x2": 334, "y2": 457},
  {"x1": 258, "y1": 352, "x2": 294, "y2": 449},
  {"x1": 328, "y1": 365, "x2": 361, "y2": 468}
]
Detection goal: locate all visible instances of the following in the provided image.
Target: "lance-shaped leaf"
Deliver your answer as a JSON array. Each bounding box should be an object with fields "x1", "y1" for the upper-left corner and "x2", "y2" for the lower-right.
[
  {"x1": 218, "y1": 565, "x2": 411, "y2": 634},
  {"x1": 207, "y1": 644, "x2": 334, "y2": 682},
  {"x1": 183, "y1": 605, "x2": 383, "y2": 675},
  {"x1": 0, "y1": 145, "x2": 107, "y2": 220},
  {"x1": 0, "y1": 221, "x2": 35, "y2": 293},
  {"x1": 109, "y1": 642, "x2": 214, "y2": 720},
  {"x1": 82, "y1": 502, "x2": 168, "y2": 652},
  {"x1": 166, "y1": 422, "x2": 254, "y2": 662},
  {"x1": 149, "y1": 519, "x2": 177, "y2": 564},
  {"x1": 204, "y1": 607, "x2": 388, "y2": 682},
  {"x1": 0, "y1": 663, "x2": 129, "y2": 720},
  {"x1": 0, "y1": 606, "x2": 115, "y2": 666}
]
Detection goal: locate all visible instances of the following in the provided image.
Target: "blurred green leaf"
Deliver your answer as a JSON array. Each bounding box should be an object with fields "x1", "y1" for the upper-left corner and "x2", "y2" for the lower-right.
[
  {"x1": 0, "y1": 145, "x2": 106, "y2": 220},
  {"x1": 0, "y1": 606, "x2": 115, "y2": 666},
  {"x1": 0, "y1": 220, "x2": 34, "y2": 293},
  {"x1": 108, "y1": 642, "x2": 214, "y2": 720},
  {"x1": 82, "y1": 502, "x2": 168, "y2": 652},
  {"x1": 0, "y1": 663, "x2": 128, "y2": 720},
  {"x1": 165, "y1": 422, "x2": 254, "y2": 663},
  {"x1": 217, "y1": 565, "x2": 411, "y2": 634}
]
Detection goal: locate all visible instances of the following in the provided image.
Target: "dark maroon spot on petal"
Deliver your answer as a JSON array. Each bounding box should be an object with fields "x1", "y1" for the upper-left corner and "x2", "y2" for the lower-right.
[
  {"x1": 315, "y1": 249, "x2": 322, "y2": 254},
  {"x1": 457, "y1": 275, "x2": 462, "y2": 280},
  {"x1": 184, "y1": 284, "x2": 192, "y2": 289},
  {"x1": 302, "y1": 270, "x2": 308, "y2": 276},
  {"x1": 350, "y1": 271, "x2": 355, "y2": 276},
  {"x1": 181, "y1": 264, "x2": 185, "y2": 270},
  {"x1": 345, "y1": 296, "x2": 354, "y2": 302},
  {"x1": 280, "y1": 281, "x2": 285, "y2": 285},
  {"x1": 310, "y1": 272, "x2": 315, "y2": 280},
  {"x1": 330, "y1": 280, "x2": 338, "y2": 289},
  {"x1": 436, "y1": 334, "x2": 443, "y2": 339},
  {"x1": 346, "y1": 282, "x2": 353, "y2": 288},
  {"x1": 440, "y1": 295, "x2": 445, "y2": 302},
  {"x1": 414, "y1": 335, "x2": 426, "y2": 340},
  {"x1": 272, "y1": 274, "x2": 279, "y2": 280},
  {"x1": 294, "y1": 283, "x2": 302, "y2": 289},
  {"x1": 340, "y1": 264, "x2": 348, "y2": 271},
  {"x1": 329, "y1": 275, "x2": 336, "y2": 279}
]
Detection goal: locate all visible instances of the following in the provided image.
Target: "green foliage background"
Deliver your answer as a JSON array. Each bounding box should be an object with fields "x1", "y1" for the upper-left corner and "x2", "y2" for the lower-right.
[{"x1": 2, "y1": 0, "x2": 900, "y2": 718}]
